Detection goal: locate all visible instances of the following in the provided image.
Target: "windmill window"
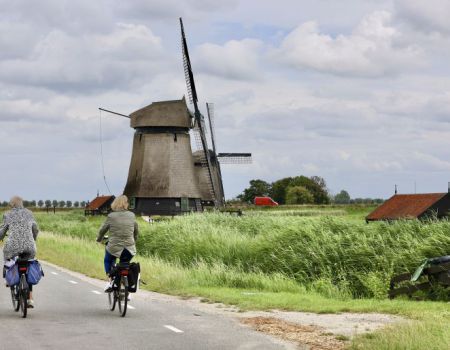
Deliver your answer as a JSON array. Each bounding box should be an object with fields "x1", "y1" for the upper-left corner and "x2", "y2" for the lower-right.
[
  {"x1": 173, "y1": 133, "x2": 177, "y2": 142},
  {"x1": 139, "y1": 134, "x2": 142, "y2": 142}
]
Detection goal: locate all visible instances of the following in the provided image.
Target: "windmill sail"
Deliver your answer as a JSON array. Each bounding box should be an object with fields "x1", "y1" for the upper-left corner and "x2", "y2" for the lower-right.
[
  {"x1": 206, "y1": 103, "x2": 217, "y2": 154},
  {"x1": 206, "y1": 103, "x2": 225, "y2": 205},
  {"x1": 180, "y1": 17, "x2": 219, "y2": 206}
]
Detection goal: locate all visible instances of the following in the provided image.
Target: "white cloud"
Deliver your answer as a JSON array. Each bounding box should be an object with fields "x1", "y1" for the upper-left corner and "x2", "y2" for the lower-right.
[
  {"x1": 275, "y1": 11, "x2": 423, "y2": 77},
  {"x1": 395, "y1": 0, "x2": 450, "y2": 34},
  {"x1": 195, "y1": 39, "x2": 263, "y2": 80},
  {"x1": 0, "y1": 23, "x2": 165, "y2": 92}
]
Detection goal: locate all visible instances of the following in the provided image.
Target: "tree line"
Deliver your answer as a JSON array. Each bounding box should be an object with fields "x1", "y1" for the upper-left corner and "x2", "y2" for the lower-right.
[
  {"x1": 238, "y1": 176, "x2": 330, "y2": 204},
  {"x1": 238, "y1": 176, "x2": 385, "y2": 205},
  {"x1": 0, "y1": 200, "x2": 88, "y2": 208},
  {"x1": 333, "y1": 190, "x2": 384, "y2": 204}
]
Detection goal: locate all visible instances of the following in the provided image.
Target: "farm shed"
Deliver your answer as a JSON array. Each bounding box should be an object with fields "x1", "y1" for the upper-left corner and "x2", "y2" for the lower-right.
[
  {"x1": 85, "y1": 195, "x2": 115, "y2": 216},
  {"x1": 366, "y1": 193, "x2": 450, "y2": 222}
]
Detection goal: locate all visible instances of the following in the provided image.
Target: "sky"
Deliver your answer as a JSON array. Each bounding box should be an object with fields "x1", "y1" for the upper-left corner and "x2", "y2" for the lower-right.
[{"x1": 1, "y1": 0, "x2": 450, "y2": 201}]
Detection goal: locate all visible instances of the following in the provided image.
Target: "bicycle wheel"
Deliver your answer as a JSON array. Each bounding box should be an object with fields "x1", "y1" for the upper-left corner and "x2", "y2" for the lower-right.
[
  {"x1": 108, "y1": 290, "x2": 116, "y2": 311},
  {"x1": 117, "y1": 276, "x2": 128, "y2": 317},
  {"x1": 11, "y1": 286, "x2": 19, "y2": 311},
  {"x1": 19, "y1": 275, "x2": 28, "y2": 318}
]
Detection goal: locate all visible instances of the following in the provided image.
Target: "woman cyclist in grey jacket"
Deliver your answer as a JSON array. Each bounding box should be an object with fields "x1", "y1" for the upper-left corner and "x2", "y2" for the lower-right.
[{"x1": 0, "y1": 196, "x2": 39, "y2": 307}]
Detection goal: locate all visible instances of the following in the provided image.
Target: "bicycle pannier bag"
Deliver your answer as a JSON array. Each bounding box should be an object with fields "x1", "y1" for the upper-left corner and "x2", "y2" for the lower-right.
[
  {"x1": 5, "y1": 264, "x2": 20, "y2": 286},
  {"x1": 128, "y1": 262, "x2": 140, "y2": 293},
  {"x1": 27, "y1": 260, "x2": 44, "y2": 285}
]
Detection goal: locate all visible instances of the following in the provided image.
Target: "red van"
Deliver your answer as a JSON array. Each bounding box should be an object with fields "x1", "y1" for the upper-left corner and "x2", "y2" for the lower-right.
[{"x1": 254, "y1": 197, "x2": 279, "y2": 206}]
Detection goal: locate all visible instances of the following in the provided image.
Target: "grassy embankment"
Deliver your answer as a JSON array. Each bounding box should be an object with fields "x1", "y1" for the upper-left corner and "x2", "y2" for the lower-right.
[{"x1": 13, "y1": 208, "x2": 450, "y2": 349}]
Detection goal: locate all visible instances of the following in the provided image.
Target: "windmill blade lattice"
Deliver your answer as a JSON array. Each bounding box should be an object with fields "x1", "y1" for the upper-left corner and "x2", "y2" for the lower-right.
[
  {"x1": 180, "y1": 18, "x2": 198, "y2": 106},
  {"x1": 217, "y1": 153, "x2": 252, "y2": 164}
]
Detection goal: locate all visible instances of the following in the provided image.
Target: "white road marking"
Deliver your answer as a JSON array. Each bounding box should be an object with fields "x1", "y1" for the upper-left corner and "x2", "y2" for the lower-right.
[
  {"x1": 164, "y1": 325, "x2": 184, "y2": 333},
  {"x1": 128, "y1": 305, "x2": 135, "y2": 310},
  {"x1": 51, "y1": 272, "x2": 58, "y2": 275},
  {"x1": 91, "y1": 290, "x2": 102, "y2": 295},
  {"x1": 68, "y1": 280, "x2": 78, "y2": 284}
]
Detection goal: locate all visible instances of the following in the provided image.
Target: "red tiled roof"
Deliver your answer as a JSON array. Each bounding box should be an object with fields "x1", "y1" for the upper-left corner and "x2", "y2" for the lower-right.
[
  {"x1": 86, "y1": 196, "x2": 114, "y2": 210},
  {"x1": 366, "y1": 193, "x2": 447, "y2": 221}
]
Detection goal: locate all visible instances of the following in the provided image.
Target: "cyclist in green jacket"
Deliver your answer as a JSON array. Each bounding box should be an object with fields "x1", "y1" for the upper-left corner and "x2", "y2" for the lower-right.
[{"x1": 97, "y1": 195, "x2": 138, "y2": 291}]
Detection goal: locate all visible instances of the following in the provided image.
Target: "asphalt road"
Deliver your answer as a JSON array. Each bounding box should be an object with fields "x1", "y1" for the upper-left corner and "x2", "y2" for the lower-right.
[{"x1": 0, "y1": 255, "x2": 287, "y2": 350}]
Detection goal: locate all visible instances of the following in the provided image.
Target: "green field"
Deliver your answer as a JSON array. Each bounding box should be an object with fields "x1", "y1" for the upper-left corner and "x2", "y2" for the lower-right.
[{"x1": 2, "y1": 206, "x2": 449, "y2": 349}]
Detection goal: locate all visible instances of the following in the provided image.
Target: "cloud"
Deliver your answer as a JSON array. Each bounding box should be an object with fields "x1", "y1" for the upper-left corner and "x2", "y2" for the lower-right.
[
  {"x1": 195, "y1": 39, "x2": 263, "y2": 80},
  {"x1": 395, "y1": 0, "x2": 450, "y2": 34},
  {"x1": 0, "y1": 0, "x2": 116, "y2": 34},
  {"x1": 118, "y1": 0, "x2": 238, "y2": 21},
  {"x1": 0, "y1": 23, "x2": 165, "y2": 92},
  {"x1": 274, "y1": 11, "x2": 423, "y2": 77}
]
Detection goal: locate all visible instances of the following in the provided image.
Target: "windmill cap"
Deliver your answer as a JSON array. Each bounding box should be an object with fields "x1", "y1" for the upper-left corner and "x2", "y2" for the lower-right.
[{"x1": 130, "y1": 97, "x2": 192, "y2": 129}]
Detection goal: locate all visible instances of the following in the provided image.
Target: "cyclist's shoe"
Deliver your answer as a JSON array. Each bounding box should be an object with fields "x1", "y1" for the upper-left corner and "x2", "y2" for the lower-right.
[
  {"x1": 27, "y1": 299, "x2": 34, "y2": 308},
  {"x1": 104, "y1": 281, "x2": 113, "y2": 293}
]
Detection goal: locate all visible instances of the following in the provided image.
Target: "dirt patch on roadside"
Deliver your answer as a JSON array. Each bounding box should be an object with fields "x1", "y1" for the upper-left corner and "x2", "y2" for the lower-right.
[{"x1": 242, "y1": 317, "x2": 346, "y2": 350}]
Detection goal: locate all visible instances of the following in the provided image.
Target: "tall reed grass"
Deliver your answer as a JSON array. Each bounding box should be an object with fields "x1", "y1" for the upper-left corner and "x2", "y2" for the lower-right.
[{"x1": 34, "y1": 210, "x2": 450, "y2": 299}]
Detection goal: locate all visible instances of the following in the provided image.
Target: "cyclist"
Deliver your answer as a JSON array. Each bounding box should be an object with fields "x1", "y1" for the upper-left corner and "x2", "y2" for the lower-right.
[
  {"x1": 96, "y1": 195, "x2": 139, "y2": 292},
  {"x1": 0, "y1": 196, "x2": 39, "y2": 308}
]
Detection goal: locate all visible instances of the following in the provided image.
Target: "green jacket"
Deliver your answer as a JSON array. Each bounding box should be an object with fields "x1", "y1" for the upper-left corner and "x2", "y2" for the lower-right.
[{"x1": 97, "y1": 210, "x2": 139, "y2": 257}]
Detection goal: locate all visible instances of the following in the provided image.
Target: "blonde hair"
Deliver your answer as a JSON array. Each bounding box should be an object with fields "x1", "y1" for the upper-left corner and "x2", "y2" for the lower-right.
[
  {"x1": 111, "y1": 195, "x2": 129, "y2": 211},
  {"x1": 10, "y1": 196, "x2": 24, "y2": 209}
]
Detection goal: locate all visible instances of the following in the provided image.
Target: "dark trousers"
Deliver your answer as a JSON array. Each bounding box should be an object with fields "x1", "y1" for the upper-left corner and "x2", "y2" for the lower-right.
[{"x1": 104, "y1": 249, "x2": 133, "y2": 274}]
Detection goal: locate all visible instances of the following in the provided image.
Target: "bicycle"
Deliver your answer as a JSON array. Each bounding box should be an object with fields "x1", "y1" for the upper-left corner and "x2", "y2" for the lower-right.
[
  {"x1": 10, "y1": 257, "x2": 30, "y2": 318},
  {"x1": 107, "y1": 262, "x2": 130, "y2": 317}
]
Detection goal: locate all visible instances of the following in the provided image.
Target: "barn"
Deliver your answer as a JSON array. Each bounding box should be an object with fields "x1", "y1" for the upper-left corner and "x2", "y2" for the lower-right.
[
  {"x1": 366, "y1": 193, "x2": 450, "y2": 222},
  {"x1": 85, "y1": 195, "x2": 115, "y2": 216}
]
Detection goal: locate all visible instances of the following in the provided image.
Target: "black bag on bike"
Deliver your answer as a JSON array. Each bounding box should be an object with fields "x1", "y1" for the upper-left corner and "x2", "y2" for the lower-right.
[{"x1": 128, "y1": 262, "x2": 140, "y2": 293}]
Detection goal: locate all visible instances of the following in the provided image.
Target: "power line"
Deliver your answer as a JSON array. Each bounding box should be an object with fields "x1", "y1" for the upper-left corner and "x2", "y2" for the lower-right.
[{"x1": 99, "y1": 109, "x2": 112, "y2": 195}]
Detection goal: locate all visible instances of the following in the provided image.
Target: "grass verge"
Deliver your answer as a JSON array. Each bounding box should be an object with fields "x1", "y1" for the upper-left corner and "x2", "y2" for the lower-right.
[{"x1": 37, "y1": 232, "x2": 450, "y2": 350}]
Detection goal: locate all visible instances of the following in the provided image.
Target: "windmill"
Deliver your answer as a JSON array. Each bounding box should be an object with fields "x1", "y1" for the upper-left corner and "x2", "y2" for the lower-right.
[
  {"x1": 99, "y1": 18, "x2": 251, "y2": 215},
  {"x1": 180, "y1": 18, "x2": 252, "y2": 208}
]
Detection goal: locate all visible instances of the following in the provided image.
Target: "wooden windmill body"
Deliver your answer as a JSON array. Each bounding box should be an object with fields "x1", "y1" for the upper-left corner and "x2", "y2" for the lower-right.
[{"x1": 123, "y1": 98, "x2": 203, "y2": 215}]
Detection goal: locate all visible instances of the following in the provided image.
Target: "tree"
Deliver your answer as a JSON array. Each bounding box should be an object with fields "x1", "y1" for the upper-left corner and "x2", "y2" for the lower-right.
[
  {"x1": 80, "y1": 201, "x2": 87, "y2": 208},
  {"x1": 269, "y1": 177, "x2": 293, "y2": 204},
  {"x1": 52, "y1": 200, "x2": 58, "y2": 208},
  {"x1": 286, "y1": 186, "x2": 314, "y2": 204},
  {"x1": 45, "y1": 200, "x2": 51, "y2": 208},
  {"x1": 38, "y1": 200, "x2": 44, "y2": 208},
  {"x1": 269, "y1": 176, "x2": 330, "y2": 205},
  {"x1": 23, "y1": 200, "x2": 30, "y2": 207},
  {"x1": 310, "y1": 176, "x2": 327, "y2": 191},
  {"x1": 58, "y1": 201, "x2": 65, "y2": 208},
  {"x1": 334, "y1": 190, "x2": 351, "y2": 204},
  {"x1": 290, "y1": 176, "x2": 330, "y2": 204},
  {"x1": 238, "y1": 179, "x2": 271, "y2": 203},
  {"x1": 74, "y1": 201, "x2": 80, "y2": 208},
  {"x1": 66, "y1": 201, "x2": 72, "y2": 208},
  {"x1": 30, "y1": 200, "x2": 36, "y2": 207}
]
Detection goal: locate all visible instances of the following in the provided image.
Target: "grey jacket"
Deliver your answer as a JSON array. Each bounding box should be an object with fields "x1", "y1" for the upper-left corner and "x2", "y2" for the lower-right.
[
  {"x1": 96, "y1": 210, "x2": 139, "y2": 257},
  {"x1": 0, "y1": 208, "x2": 39, "y2": 260}
]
